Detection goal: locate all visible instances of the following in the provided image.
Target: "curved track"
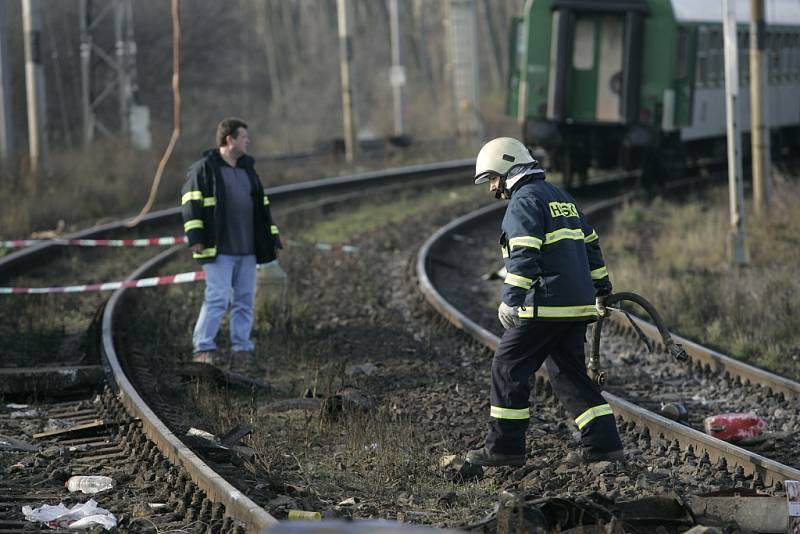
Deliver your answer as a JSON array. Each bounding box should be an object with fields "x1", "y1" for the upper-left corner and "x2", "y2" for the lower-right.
[
  {"x1": 0, "y1": 160, "x2": 472, "y2": 532},
  {"x1": 417, "y1": 196, "x2": 800, "y2": 492}
]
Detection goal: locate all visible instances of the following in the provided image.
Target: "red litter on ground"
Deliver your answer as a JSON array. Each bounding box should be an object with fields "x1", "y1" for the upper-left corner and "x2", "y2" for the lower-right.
[{"x1": 703, "y1": 412, "x2": 766, "y2": 442}]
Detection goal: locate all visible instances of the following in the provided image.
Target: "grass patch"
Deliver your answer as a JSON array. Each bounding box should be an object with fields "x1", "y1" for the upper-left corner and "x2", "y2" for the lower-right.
[
  {"x1": 603, "y1": 177, "x2": 800, "y2": 378},
  {"x1": 301, "y1": 189, "x2": 479, "y2": 245}
]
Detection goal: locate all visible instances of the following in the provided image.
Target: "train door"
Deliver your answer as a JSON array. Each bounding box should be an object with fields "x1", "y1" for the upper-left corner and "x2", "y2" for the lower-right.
[{"x1": 566, "y1": 14, "x2": 625, "y2": 123}]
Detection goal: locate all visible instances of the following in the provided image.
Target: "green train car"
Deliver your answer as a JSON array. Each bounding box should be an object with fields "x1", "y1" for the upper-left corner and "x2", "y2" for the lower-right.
[{"x1": 507, "y1": 0, "x2": 800, "y2": 186}]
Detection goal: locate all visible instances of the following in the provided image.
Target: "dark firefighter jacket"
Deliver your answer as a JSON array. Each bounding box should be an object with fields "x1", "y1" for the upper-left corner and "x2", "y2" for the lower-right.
[
  {"x1": 500, "y1": 172, "x2": 611, "y2": 321},
  {"x1": 180, "y1": 149, "x2": 282, "y2": 264}
]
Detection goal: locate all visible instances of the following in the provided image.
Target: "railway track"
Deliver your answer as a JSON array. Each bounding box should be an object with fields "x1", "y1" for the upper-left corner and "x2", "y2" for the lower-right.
[
  {"x1": 416, "y1": 192, "x2": 800, "y2": 511},
  {"x1": 0, "y1": 160, "x2": 473, "y2": 533},
  {"x1": 4, "y1": 157, "x2": 784, "y2": 532}
]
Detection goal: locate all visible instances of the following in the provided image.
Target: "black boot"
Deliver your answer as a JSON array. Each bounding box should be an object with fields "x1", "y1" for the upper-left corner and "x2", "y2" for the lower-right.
[
  {"x1": 564, "y1": 448, "x2": 625, "y2": 466},
  {"x1": 466, "y1": 447, "x2": 525, "y2": 467}
]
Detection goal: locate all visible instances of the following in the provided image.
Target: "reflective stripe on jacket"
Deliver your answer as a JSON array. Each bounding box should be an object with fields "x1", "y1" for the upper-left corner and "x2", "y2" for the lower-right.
[
  {"x1": 499, "y1": 173, "x2": 610, "y2": 321},
  {"x1": 180, "y1": 149, "x2": 282, "y2": 264}
]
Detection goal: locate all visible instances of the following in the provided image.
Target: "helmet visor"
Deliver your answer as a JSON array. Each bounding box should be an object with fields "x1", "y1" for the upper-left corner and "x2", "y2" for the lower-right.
[{"x1": 474, "y1": 171, "x2": 501, "y2": 185}]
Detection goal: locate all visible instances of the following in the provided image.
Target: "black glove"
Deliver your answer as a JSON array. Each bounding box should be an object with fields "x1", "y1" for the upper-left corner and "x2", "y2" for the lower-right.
[{"x1": 595, "y1": 279, "x2": 613, "y2": 298}]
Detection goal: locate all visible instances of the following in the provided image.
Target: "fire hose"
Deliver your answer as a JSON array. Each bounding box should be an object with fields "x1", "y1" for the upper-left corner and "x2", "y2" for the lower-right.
[{"x1": 589, "y1": 291, "x2": 688, "y2": 386}]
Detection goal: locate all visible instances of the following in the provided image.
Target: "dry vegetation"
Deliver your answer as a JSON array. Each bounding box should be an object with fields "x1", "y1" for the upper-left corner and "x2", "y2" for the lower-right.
[
  {"x1": 603, "y1": 175, "x2": 800, "y2": 379},
  {"x1": 1, "y1": 0, "x2": 523, "y2": 237}
]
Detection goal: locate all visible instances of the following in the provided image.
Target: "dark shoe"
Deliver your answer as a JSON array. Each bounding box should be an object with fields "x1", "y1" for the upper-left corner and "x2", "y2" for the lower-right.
[
  {"x1": 192, "y1": 351, "x2": 218, "y2": 365},
  {"x1": 565, "y1": 449, "x2": 625, "y2": 466},
  {"x1": 466, "y1": 447, "x2": 525, "y2": 467}
]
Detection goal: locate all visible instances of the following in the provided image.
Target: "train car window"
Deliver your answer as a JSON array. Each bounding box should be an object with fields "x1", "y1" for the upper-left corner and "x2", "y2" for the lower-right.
[
  {"x1": 794, "y1": 34, "x2": 800, "y2": 80},
  {"x1": 739, "y1": 31, "x2": 749, "y2": 84},
  {"x1": 781, "y1": 33, "x2": 791, "y2": 80},
  {"x1": 709, "y1": 29, "x2": 722, "y2": 86},
  {"x1": 676, "y1": 28, "x2": 689, "y2": 79},
  {"x1": 766, "y1": 32, "x2": 772, "y2": 81},
  {"x1": 572, "y1": 18, "x2": 595, "y2": 70},
  {"x1": 696, "y1": 27, "x2": 709, "y2": 86},
  {"x1": 768, "y1": 32, "x2": 780, "y2": 82}
]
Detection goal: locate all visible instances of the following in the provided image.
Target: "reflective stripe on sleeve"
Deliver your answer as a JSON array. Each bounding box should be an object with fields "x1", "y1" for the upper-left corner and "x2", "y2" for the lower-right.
[
  {"x1": 203, "y1": 197, "x2": 216, "y2": 207},
  {"x1": 270, "y1": 225, "x2": 280, "y2": 235},
  {"x1": 509, "y1": 236, "x2": 542, "y2": 251},
  {"x1": 590, "y1": 266, "x2": 608, "y2": 280},
  {"x1": 584, "y1": 230, "x2": 599, "y2": 243},
  {"x1": 490, "y1": 406, "x2": 530, "y2": 420},
  {"x1": 263, "y1": 195, "x2": 270, "y2": 206},
  {"x1": 184, "y1": 219, "x2": 204, "y2": 232},
  {"x1": 504, "y1": 272, "x2": 533, "y2": 290},
  {"x1": 544, "y1": 228, "x2": 585, "y2": 245},
  {"x1": 192, "y1": 246, "x2": 217, "y2": 259},
  {"x1": 501, "y1": 246, "x2": 509, "y2": 258},
  {"x1": 181, "y1": 191, "x2": 203, "y2": 205},
  {"x1": 518, "y1": 305, "x2": 597, "y2": 319},
  {"x1": 575, "y1": 404, "x2": 614, "y2": 429}
]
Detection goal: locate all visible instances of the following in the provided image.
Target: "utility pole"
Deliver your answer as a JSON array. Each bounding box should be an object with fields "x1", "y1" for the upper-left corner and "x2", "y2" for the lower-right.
[
  {"x1": 254, "y1": 1, "x2": 284, "y2": 107},
  {"x1": 749, "y1": 0, "x2": 771, "y2": 216},
  {"x1": 722, "y1": 0, "x2": 747, "y2": 266},
  {"x1": 0, "y1": 1, "x2": 13, "y2": 160},
  {"x1": 80, "y1": 0, "x2": 142, "y2": 146},
  {"x1": 79, "y1": 0, "x2": 93, "y2": 144},
  {"x1": 389, "y1": 0, "x2": 405, "y2": 137},
  {"x1": 445, "y1": 0, "x2": 482, "y2": 142},
  {"x1": 22, "y1": 0, "x2": 48, "y2": 173},
  {"x1": 114, "y1": 0, "x2": 133, "y2": 137},
  {"x1": 337, "y1": 0, "x2": 357, "y2": 162}
]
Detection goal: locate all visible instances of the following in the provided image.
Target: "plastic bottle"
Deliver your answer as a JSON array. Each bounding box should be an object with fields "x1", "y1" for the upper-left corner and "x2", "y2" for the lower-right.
[{"x1": 65, "y1": 475, "x2": 115, "y2": 494}]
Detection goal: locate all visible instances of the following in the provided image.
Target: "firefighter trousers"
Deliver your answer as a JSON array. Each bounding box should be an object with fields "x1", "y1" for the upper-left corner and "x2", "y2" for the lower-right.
[{"x1": 485, "y1": 321, "x2": 623, "y2": 455}]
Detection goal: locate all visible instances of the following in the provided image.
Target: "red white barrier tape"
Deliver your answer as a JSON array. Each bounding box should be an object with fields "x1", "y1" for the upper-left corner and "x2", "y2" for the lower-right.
[
  {"x1": 0, "y1": 236, "x2": 188, "y2": 249},
  {"x1": 286, "y1": 239, "x2": 359, "y2": 253},
  {"x1": 1, "y1": 235, "x2": 359, "y2": 252},
  {"x1": 0, "y1": 271, "x2": 205, "y2": 295}
]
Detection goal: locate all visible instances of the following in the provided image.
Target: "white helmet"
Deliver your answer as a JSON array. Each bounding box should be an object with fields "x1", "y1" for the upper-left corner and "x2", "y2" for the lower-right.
[{"x1": 474, "y1": 137, "x2": 535, "y2": 185}]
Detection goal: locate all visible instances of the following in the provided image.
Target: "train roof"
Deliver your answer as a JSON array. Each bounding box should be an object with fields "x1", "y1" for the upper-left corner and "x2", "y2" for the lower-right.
[{"x1": 670, "y1": 0, "x2": 800, "y2": 25}]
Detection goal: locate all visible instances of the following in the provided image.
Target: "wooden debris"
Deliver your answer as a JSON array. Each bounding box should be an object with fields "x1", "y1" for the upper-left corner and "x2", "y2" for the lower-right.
[{"x1": 33, "y1": 419, "x2": 105, "y2": 440}]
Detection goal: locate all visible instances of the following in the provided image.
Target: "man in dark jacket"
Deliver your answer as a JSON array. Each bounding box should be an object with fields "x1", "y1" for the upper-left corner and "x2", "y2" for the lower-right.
[
  {"x1": 466, "y1": 137, "x2": 624, "y2": 467},
  {"x1": 181, "y1": 118, "x2": 282, "y2": 365}
]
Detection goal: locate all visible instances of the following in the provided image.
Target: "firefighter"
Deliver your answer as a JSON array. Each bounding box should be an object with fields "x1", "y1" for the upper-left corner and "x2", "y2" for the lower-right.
[{"x1": 466, "y1": 137, "x2": 624, "y2": 467}]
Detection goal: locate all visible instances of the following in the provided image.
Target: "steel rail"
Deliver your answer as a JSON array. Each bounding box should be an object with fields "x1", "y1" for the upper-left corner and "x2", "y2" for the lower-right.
[
  {"x1": 101, "y1": 246, "x2": 278, "y2": 532},
  {"x1": 84, "y1": 162, "x2": 487, "y2": 532},
  {"x1": 416, "y1": 197, "x2": 800, "y2": 489},
  {"x1": 0, "y1": 161, "x2": 473, "y2": 533},
  {"x1": 94, "y1": 162, "x2": 484, "y2": 532},
  {"x1": 604, "y1": 310, "x2": 800, "y2": 400},
  {"x1": 0, "y1": 159, "x2": 475, "y2": 277}
]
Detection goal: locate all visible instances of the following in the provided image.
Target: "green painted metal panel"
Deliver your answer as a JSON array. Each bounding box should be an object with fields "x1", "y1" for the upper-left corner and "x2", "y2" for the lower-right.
[
  {"x1": 522, "y1": 0, "x2": 555, "y2": 120},
  {"x1": 640, "y1": 0, "x2": 678, "y2": 129}
]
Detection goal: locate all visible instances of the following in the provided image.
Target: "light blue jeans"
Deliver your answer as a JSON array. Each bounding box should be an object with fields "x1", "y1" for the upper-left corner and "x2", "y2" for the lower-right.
[{"x1": 193, "y1": 254, "x2": 257, "y2": 353}]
